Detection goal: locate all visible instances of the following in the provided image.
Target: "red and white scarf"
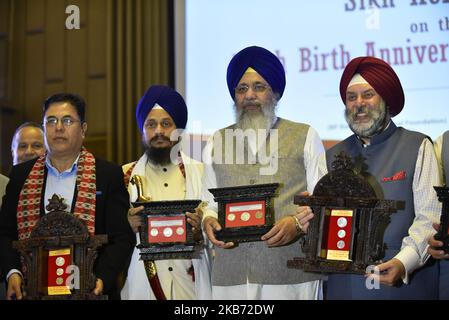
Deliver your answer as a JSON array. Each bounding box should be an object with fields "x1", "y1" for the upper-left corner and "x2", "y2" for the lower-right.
[{"x1": 16, "y1": 147, "x2": 97, "y2": 240}]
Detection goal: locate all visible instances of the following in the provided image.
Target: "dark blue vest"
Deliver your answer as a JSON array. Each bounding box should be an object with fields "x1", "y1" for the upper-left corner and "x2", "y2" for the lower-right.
[{"x1": 326, "y1": 122, "x2": 439, "y2": 299}]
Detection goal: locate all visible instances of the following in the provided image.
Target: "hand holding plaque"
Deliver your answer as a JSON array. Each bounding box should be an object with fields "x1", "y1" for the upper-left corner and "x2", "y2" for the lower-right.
[
  {"x1": 128, "y1": 206, "x2": 145, "y2": 233},
  {"x1": 203, "y1": 216, "x2": 236, "y2": 249},
  {"x1": 186, "y1": 206, "x2": 205, "y2": 242},
  {"x1": 261, "y1": 215, "x2": 301, "y2": 247}
]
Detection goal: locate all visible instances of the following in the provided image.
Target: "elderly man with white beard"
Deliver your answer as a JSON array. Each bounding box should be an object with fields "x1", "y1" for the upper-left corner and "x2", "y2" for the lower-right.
[
  {"x1": 201, "y1": 46, "x2": 326, "y2": 300},
  {"x1": 297, "y1": 56, "x2": 442, "y2": 299}
]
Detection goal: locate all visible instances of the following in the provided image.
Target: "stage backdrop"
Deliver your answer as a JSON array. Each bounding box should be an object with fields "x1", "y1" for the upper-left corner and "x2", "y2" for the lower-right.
[{"x1": 176, "y1": 0, "x2": 449, "y2": 141}]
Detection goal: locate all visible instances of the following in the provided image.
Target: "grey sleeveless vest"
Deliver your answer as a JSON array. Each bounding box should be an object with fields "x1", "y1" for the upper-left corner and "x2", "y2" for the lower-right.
[
  {"x1": 326, "y1": 121, "x2": 438, "y2": 299},
  {"x1": 210, "y1": 118, "x2": 325, "y2": 286}
]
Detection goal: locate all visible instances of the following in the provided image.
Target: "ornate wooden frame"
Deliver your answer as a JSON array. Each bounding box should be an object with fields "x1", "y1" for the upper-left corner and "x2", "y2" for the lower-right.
[
  {"x1": 135, "y1": 199, "x2": 202, "y2": 260},
  {"x1": 434, "y1": 186, "x2": 449, "y2": 253},
  {"x1": 287, "y1": 152, "x2": 400, "y2": 274},
  {"x1": 12, "y1": 195, "x2": 107, "y2": 300},
  {"x1": 208, "y1": 183, "x2": 279, "y2": 243}
]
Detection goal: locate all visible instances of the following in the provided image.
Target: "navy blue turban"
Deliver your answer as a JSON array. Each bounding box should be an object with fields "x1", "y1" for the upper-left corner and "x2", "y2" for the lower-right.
[
  {"x1": 136, "y1": 85, "x2": 188, "y2": 132},
  {"x1": 226, "y1": 46, "x2": 286, "y2": 100}
]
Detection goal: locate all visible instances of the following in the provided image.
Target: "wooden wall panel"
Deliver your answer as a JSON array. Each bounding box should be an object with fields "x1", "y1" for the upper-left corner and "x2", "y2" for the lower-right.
[
  {"x1": 10, "y1": 0, "x2": 27, "y2": 110},
  {"x1": 66, "y1": 28, "x2": 87, "y2": 98},
  {"x1": 26, "y1": 0, "x2": 45, "y2": 33},
  {"x1": 0, "y1": 39, "x2": 7, "y2": 100},
  {"x1": 45, "y1": 0, "x2": 65, "y2": 82},
  {"x1": 0, "y1": 0, "x2": 9, "y2": 101},
  {"x1": 143, "y1": 0, "x2": 157, "y2": 85},
  {"x1": 66, "y1": 0, "x2": 86, "y2": 98},
  {"x1": 24, "y1": 34, "x2": 45, "y2": 121},
  {"x1": 87, "y1": 0, "x2": 106, "y2": 77},
  {"x1": 86, "y1": 77, "x2": 106, "y2": 135},
  {"x1": 84, "y1": 135, "x2": 107, "y2": 161},
  {"x1": 0, "y1": 0, "x2": 10, "y2": 172},
  {"x1": 1, "y1": 0, "x2": 173, "y2": 174},
  {"x1": 0, "y1": 1, "x2": 10, "y2": 35},
  {"x1": 45, "y1": 82, "x2": 65, "y2": 100}
]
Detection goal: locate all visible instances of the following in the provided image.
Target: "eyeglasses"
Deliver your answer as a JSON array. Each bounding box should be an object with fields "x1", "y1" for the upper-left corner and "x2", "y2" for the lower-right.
[
  {"x1": 234, "y1": 82, "x2": 271, "y2": 95},
  {"x1": 144, "y1": 119, "x2": 174, "y2": 129},
  {"x1": 44, "y1": 116, "x2": 81, "y2": 127}
]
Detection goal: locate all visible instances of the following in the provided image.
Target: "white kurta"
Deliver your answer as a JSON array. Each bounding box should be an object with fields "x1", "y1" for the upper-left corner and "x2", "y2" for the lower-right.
[{"x1": 120, "y1": 152, "x2": 212, "y2": 300}]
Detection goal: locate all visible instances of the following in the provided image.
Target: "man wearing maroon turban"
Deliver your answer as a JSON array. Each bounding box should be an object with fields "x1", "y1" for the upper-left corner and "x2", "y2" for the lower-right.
[
  {"x1": 120, "y1": 85, "x2": 212, "y2": 300},
  {"x1": 201, "y1": 46, "x2": 326, "y2": 300},
  {"x1": 298, "y1": 56, "x2": 442, "y2": 299}
]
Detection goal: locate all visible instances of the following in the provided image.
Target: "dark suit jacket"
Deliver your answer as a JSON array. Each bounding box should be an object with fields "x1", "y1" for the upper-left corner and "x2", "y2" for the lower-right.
[{"x1": 0, "y1": 157, "x2": 136, "y2": 297}]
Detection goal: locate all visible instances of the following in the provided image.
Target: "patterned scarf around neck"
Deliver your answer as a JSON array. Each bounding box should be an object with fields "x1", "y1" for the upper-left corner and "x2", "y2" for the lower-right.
[{"x1": 16, "y1": 147, "x2": 97, "y2": 240}]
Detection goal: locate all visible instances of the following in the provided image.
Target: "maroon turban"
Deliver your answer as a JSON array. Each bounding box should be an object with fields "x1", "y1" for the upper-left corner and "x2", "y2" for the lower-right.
[{"x1": 340, "y1": 56, "x2": 405, "y2": 117}]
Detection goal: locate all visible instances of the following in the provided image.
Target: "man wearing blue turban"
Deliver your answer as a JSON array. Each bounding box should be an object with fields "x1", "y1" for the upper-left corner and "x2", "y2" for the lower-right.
[
  {"x1": 120, "y1": 85, "x2": 212, "y2": 300},
  {"x1": 201, "y1": 46, "x2": 326, "y2": 300}
]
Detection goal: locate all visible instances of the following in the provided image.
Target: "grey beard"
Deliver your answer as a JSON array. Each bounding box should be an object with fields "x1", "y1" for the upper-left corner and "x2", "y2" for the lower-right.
[
  {"x1": 345, "y1": 101, "x2": 388, "y2": 138},
  {"x1": 234, "y1": 97, "x2": 278, "y2": 133}
]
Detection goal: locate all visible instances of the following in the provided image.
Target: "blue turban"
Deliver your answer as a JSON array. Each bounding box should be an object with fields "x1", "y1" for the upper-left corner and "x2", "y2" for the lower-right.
[
  {"x1": 226, "y1": 46, "x2": 286, "y2": 100},
  {"x1": 136, "y1": 85, "x2": 188, "y2": 132}
]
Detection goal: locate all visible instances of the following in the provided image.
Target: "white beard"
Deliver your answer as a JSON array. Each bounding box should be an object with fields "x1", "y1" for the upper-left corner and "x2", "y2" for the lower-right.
[
  {"x1": 234, "y1": 98, "x2": 277, "y2": 133},
  {"x1": 233, "y1": 97, "x2": 278, "y2": 157},
  {"x1": 345, "y1": 100, "x2": 388, "y2": 138}
]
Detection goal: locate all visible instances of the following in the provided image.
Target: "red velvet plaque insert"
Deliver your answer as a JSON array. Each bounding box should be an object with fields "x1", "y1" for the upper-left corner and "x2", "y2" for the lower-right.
[
  {"x1": 147, "y1": 216, "x2": 187, "y2": 243},
  {"x1": 47, "y1": 248, "x2": 72, "y2": 295},
  {"x1": 320, "y1": 209, "x2": 353, "y2": 261},
  {"x1": 225, "y1": 200, "x2": 266, "y2": 228}
]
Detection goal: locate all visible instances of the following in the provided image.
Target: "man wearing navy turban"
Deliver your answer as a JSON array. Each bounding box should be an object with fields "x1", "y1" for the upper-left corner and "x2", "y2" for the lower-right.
[
  {"x1": 201, "y1": 46, "x2": 326, "y2": 300},
  {"x1": 120, "y1": 85, "x2": 212, "y2": 300},
  {"x1": 299, "y1": 56, "x2": 441, "y2": 299}
]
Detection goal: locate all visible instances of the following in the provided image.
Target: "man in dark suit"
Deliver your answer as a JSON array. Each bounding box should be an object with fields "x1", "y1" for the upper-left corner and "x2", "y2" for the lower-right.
[{"x1": 0, "y1": 93, "x2": 135, "y2": 300}]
